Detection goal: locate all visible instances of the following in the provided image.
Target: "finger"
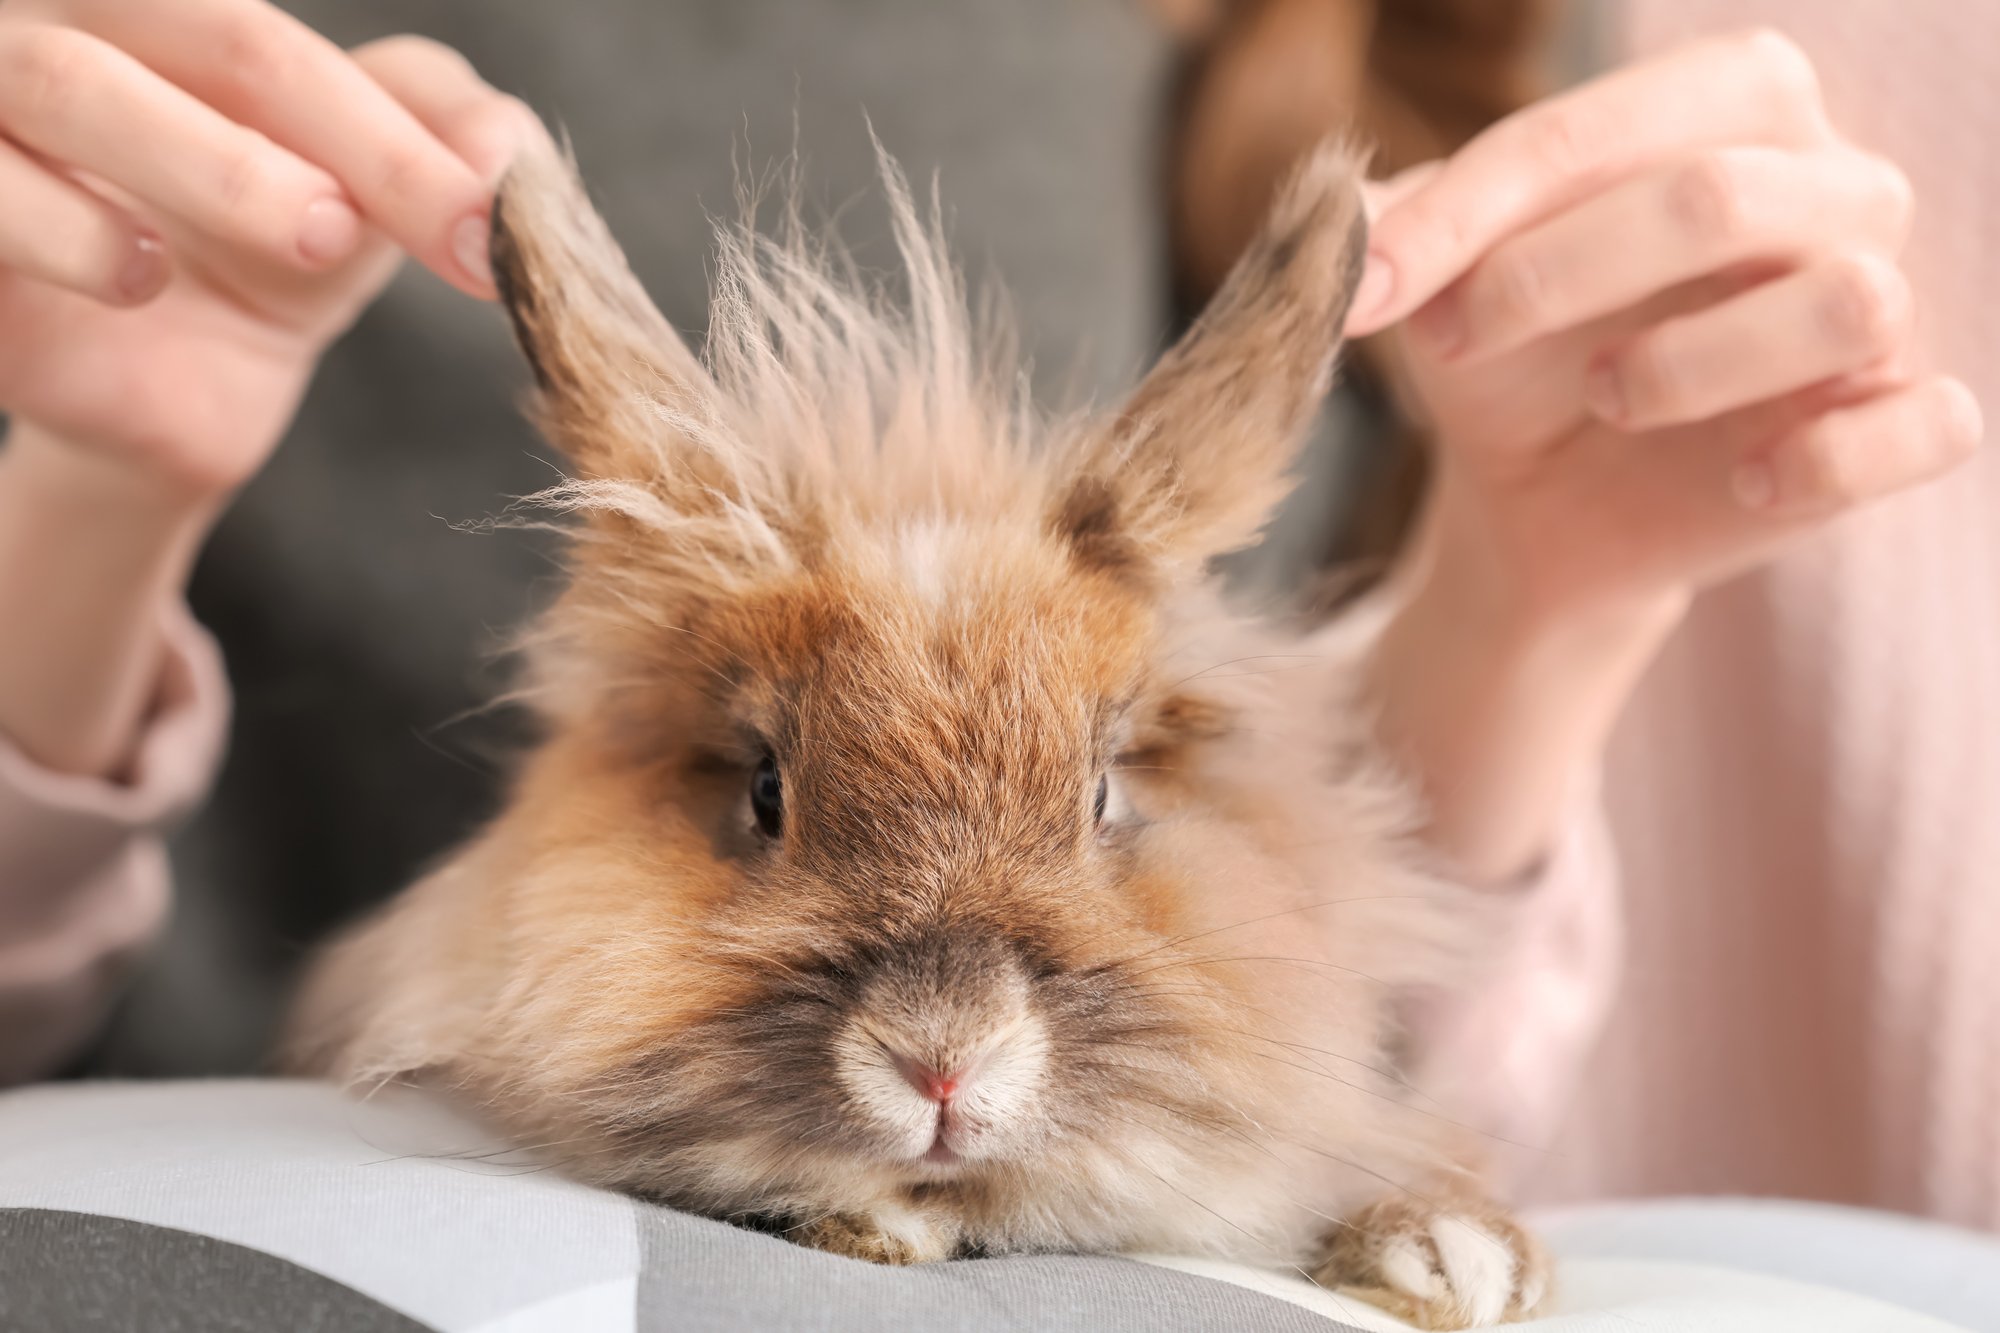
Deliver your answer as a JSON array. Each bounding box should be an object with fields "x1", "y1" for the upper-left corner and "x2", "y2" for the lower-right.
[
  {"x1": 0, "y1": 25, "x2": 362, "y2": 271},
  {"x1": 1351, "y1": 162, "x2": 1442, "y2": 319},
  {"x1": 1735, "y1": 375, "x2": 1980, "y2": 514},
  {"x1": 0, "y1": 135, "x2": 169, "y2": 304},
  {"x1": 66, "y1": 0, "x2": 498, "y2": 296},
  {"x1": 1589, "y1": 254, "x2": 1914, "y2": 431},
  {"x1": 350, "y1": 35, "x2": 533, "y2": 186},
  {"x1": 1350, "y1": 28, "x2": 1835, "y2": 334},
  {"x1": 1425, "y1": 146, "x2": 1912, "y2": 360}
]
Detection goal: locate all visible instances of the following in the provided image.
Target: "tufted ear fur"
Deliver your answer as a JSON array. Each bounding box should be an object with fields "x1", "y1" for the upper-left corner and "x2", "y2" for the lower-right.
[
  {"x1": 489, "y1": 129, "x2": 1036, "y2": 599},
  {"x1": 490, "y1": 135, "x2": 809, "y2": 597},
  {"x1": 493, "y1": 128, "x2": 1366, "y2": 596},
  {"x1": 1056, "y1": 140, "x2": 1369, "y2": 573}
]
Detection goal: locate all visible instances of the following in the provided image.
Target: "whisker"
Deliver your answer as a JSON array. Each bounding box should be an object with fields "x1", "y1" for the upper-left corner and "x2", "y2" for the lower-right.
[
  {"x1": 1109, "y1": 893, "x2": 1435, "y2": 970},
  {"x1": 1114, "y1": 1154, "x2": 1385, "y2": 1325},
  {"x1": 1127, "y1": 953, "x2": 1394, "y2": 989},
  {"x1": 1169, "y1": 653, "x2": 1328, "y2": 691}
]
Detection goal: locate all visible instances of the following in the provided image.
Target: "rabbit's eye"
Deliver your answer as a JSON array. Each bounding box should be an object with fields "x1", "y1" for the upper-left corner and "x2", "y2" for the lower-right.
[
  {"x1": 751, "y1": 756, "x2": 784, "y2": 838},
  {"x1": 1094, "y1": 771, "x2": 1133, "y2": 835}
]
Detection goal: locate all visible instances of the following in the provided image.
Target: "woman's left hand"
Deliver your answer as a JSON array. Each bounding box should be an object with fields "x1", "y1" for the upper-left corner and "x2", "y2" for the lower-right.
[{"x1": 1349, "y1": 28, "x2": 1977, "y2": 630}]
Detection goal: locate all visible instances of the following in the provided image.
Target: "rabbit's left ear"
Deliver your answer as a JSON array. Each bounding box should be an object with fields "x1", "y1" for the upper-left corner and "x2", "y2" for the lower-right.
[{"x1": 1055, "y1": 141, "x2": 1369, "y2": 573}]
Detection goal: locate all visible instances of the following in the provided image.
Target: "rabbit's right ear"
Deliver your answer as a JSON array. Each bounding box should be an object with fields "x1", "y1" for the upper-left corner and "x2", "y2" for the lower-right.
[
  {"x1": 490, "y1": 132, "x2": 720, "y2": 482},
  {"x1": 1054, "y1": 140, "x2": 1369, "y2": 575}
]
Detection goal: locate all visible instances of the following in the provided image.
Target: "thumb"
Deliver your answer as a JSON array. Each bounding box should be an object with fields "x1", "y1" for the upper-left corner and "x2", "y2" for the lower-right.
[{"x1": 1348, "y1": 161, "x2": 1444, "y2": 335}]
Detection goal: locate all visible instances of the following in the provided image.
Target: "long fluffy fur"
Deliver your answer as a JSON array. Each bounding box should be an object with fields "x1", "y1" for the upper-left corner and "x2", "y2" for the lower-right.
[{"x1": 289, "y1": 126, "x2": 1535, "y2": 1312}]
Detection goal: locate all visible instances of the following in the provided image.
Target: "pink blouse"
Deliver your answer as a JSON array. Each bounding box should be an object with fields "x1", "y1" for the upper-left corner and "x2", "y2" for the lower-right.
[
  {"x1": 0, "y1": 609, "x2": 226, "y2": 1084},
  {"x1": 1421, "y1": 0, "x2": 2000, "y2": 1230}
]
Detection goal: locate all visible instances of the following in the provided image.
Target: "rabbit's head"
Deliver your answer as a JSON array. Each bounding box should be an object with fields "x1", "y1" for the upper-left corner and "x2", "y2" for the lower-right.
[{"x1": 295, "y1": 132, "x2": 1457, "y2": 1262}]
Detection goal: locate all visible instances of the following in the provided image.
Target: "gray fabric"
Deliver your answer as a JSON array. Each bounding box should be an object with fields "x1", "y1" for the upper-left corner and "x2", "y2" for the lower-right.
[
  {"x1": 0, "y1": 1208, "x2": 435, "y2": 1333},
  {"x1": 83, "y1": 0, "x2": 1175, "y2": 1076},
  {"x1": 0, "y1": 1206, "x2": 1358, "y2": 1333},
  {"x1": 0, "y1": 1081, "x2": 643, "y2": 1332},
  {"x1": 635, "y1": 1207, "x2": 1361, "y2": 1333},
  {"x1": 0, "y1": 1081, "x2": 1361, "y2": 1333}
]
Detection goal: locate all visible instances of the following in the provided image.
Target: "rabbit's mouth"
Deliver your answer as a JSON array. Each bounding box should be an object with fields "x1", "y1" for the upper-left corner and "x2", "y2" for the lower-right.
[{"x1": 833, "y1": 1009, "x2": 1051, "y2": 1170}]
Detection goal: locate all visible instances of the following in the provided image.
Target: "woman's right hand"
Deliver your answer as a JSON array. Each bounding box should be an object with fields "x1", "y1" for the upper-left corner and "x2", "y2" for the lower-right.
[
  {"x1": 0, "y1": 0, "x2": 527, "y2": 776},
  {"x1": 0, "y1": 0, "x2": 529, "y2": 498}
]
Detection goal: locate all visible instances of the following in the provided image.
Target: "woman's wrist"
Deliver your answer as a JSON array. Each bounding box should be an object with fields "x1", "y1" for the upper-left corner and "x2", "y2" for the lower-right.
[
  {"x1": 0, "y1": 419, "x2": 220, "y2": 777},
  {"x1": 1365, "y1": 514, "x2": 1685, "y2": 884}
]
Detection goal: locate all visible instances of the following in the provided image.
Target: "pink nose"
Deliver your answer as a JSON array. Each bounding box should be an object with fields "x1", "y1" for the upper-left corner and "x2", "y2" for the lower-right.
[{"x1": 889, "y1": 1051, "x2": 963, "y2": 1104}]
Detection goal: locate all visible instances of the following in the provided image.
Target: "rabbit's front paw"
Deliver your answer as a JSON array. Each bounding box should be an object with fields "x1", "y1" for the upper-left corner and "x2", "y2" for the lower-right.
[
  {"x1": 1312, "y1": 1192, "x2": 1548, "y2": 1329},
  {"x1": 789, "y1": 1205, "x2": 957, "y2": 1265}
]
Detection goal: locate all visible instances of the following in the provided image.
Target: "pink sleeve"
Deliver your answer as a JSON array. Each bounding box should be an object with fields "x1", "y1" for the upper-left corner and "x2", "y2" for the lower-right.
[
  {"x1": 0, "y1": 607, "x2": 228, "y2": 1083},
  {"x1": 1402, "y1": 777, "x2": 1626, "y2": 1156},
  {"x1": 1316, "y1": 592, "x2": 1626, "y2": 1154}
]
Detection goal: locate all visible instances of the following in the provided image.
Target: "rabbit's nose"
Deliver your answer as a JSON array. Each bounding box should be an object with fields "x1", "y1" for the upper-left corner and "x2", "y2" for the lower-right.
[{"x1": 888, "y1": 1050, "x2": 964, "y2": 1104}]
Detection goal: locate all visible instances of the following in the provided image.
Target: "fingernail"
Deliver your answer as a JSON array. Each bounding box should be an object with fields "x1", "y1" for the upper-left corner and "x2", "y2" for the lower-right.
[
  {"x1": 298, "y1": 196, "x2": 362, "y2": 266},
  {"x1": 116, "y1": 233, "x2": 170, "y2": 304},
  {"x1": 1732, "y1": 460, "x2": 1777, "y2": 510},
  {"x1": 452, "y1": 211, "x2": 494, "y2": 291},
  {"x1": 473, "y1": 99, "x2": 536, "y2": 187},
  {"x1": 1409, "y1": 291, "x2": 1467, "y2": 357},
  {"x1": 1584, "y1": 363, "x2": 1625, "y2": 423},
  {"x1": 1346, "y1": 251, "x2": 1394, "y2": 330}
]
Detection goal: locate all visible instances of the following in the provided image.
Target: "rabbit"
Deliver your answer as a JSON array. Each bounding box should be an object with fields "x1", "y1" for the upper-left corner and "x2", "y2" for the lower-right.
[{"x1": 287, "y1": 123, "x2": 1549, "y2": 1329}]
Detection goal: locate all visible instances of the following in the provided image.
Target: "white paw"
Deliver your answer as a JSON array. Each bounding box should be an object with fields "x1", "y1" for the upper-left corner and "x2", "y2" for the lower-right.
[
  {"x1": 1414, "y1": 1216, "x2": 1516, "y2": 1326},
  {"x1": 1314, "y1": 1194, "x2": 1549, "y2": 1330}
]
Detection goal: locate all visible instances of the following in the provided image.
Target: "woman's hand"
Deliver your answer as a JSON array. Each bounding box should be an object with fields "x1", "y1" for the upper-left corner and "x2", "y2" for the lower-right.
[
  {"x1": 1347, "y1": 30, "x2": 1982, "y2": 880},
  {"x1": 0, "y1": 1, "x2": 529, "y2": 495},
  {"x1": 0, "y1": 0, "x2": 527, "y2": 775},
  {"x1": 1356, "y1": 26, "x2": 1979, "y2": 627}
]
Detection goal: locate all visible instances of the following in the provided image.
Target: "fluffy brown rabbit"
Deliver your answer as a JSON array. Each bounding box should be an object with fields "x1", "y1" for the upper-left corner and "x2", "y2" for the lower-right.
[{"x1": 288, "y1": 124, "x2": 1548, "y2": 1329}]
